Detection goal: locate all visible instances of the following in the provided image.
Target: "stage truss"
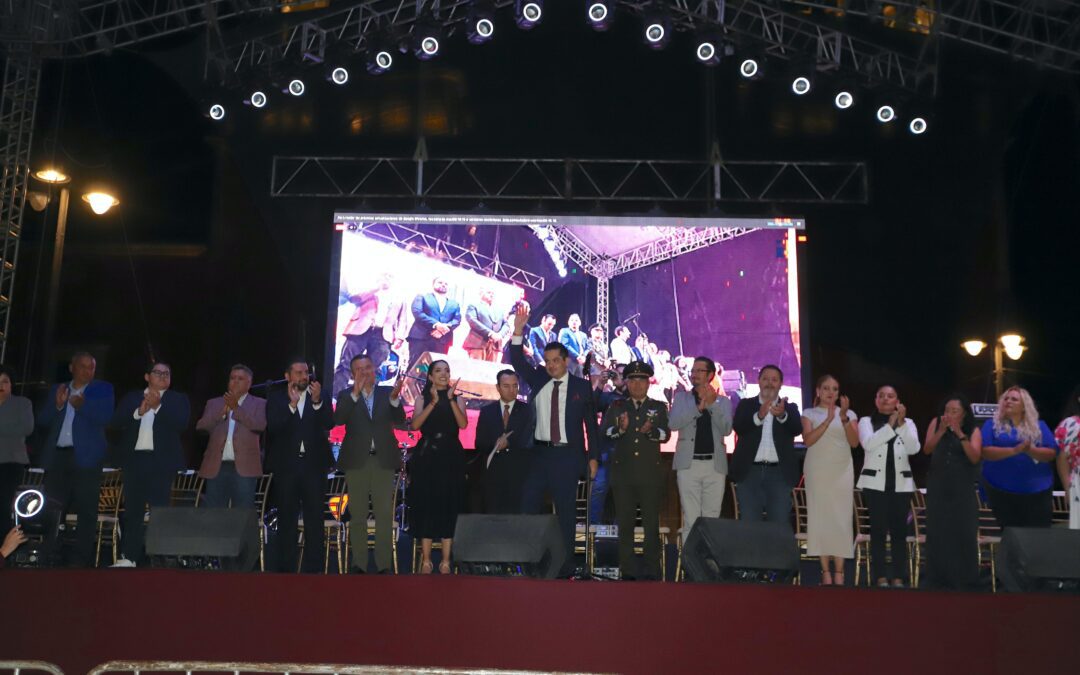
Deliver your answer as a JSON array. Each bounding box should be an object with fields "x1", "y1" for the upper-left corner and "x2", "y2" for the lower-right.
[{"x1": 271, "y1": 156, "x2": 870, "y2": 205}]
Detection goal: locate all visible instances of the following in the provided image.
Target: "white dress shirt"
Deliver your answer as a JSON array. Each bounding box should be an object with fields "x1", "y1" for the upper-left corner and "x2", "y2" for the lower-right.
[
  {"x1": 435, "y1": 293, "x2": 448, "y2": 314},
  {"x1": 221, "y1": 393, "x2": 248, "y2": 462},
  {"x1": 289, "y1": 389, "x2": 323, "y2": 456},
  {"x1": 133, "y1": 388, "x2": 164, "y2": 451},
  {"x1": 752, "y1": 394, "x2": 789, "y2": 463},
  {"x1": 57, "y1": 382, "x2": 87, "y2": 448},
  {"x1": 534, "y1": 375, "x2": 569, "y2": 443},
  {"x1": 609, "y1": 338, "x2": 633, "y2": 365}
]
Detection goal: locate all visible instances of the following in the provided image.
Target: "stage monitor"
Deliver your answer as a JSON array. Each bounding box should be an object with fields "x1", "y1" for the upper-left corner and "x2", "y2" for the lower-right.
[{"x1": 326, "y1": 213, "x2": 808, "y2": 449}]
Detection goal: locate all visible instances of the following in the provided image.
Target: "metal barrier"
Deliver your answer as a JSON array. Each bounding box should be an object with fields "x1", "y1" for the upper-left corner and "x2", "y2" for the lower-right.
[
  {"x1": 88, "y1": 662, "x2": 606, "y2": 675},
  {"x1": 0, "y1": 661, "x2": 65, "y2": 675}
]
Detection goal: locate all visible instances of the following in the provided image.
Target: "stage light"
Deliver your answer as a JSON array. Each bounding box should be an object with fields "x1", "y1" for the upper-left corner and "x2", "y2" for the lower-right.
[
  {"x1": 834, "y1": 91, "x2": 854, "y2": 109},
  {"x1": 516, "y1": 1, "x2": 543, "y2": 29},
  {"x1": 962, "y1": 340, "x2": 987, "y2": 357},
  {"x1": 587, "y1": 1, "x2": 613, "y2": 30},
  {"x1": 207, "y1": 103, "x2": 226, "y2": 120},
  {"x1": 791, "y1": 76, "x2": 811, "y2": 95},
  {"x1": 329, "y1": 66, "x2": 349, "y2": 85},
  {"x1": 81, "y1": 191, "x2": 119, "y2": 215},
  {"x1": 413, "y1": 17, "x2": 443, "y2": 60},
  {"x1": 642, "y1": 2, "x2": 670, "y2": 49},
  {"x1": 247, "y1": 90, "x2": 268, "y2": 108},
  {"x1": 909, "y1": 116, "x2": 928, "y2": 134},
  {"x1": 14, "y1": 489, "x2": 44, "y2": 528},
  {"x1": 468, "y1": 2, "x2": 496, "y2": 44},
  {"x1": 366, "y1": 48, "x2": 393, "y2": 74},
  {"x1": 739, "y1": 57, "x2": 762, "y2": 79},
  {"x1": 286, "y1": 79, "x2": 305, "y2": 96},
  {"x1": 876, "y1": 104, "x2": 896, "y2": 123}
]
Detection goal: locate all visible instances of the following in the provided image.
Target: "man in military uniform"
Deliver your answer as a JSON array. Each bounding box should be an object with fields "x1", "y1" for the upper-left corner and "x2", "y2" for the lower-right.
[{"x1": 602, "y1": 361, "x2": 670, "y2": 580}]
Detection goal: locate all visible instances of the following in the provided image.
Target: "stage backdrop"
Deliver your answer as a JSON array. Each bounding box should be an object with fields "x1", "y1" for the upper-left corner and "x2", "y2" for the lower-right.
[{"x1": 327, "y1": 214, "x2": 806, "y2": 451}]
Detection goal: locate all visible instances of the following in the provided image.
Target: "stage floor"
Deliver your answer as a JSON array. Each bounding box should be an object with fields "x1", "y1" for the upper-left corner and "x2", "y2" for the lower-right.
[{"x1": 1, "y1": 569, "x2": 1076, "y2": 675}]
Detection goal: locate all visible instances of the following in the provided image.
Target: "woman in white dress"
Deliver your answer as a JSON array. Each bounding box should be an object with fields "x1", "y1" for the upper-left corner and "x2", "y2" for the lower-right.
[{"x1": 801, "y1": 375, "x2": 860, "y2": 585}]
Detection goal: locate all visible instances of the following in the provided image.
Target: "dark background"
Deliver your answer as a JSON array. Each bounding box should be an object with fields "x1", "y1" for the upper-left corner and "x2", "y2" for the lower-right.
[{"x1": 7, "y1": 3, "x2": 1080, "y2": 467}]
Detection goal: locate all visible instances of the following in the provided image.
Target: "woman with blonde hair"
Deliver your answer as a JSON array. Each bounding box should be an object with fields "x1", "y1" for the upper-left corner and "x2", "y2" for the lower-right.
[
  {"x1": 801, "y1": 374, "x2": 859, "y2": 585},
  {"x1": 980, "y1": 386, "x2": 1059, "y2": 529}
]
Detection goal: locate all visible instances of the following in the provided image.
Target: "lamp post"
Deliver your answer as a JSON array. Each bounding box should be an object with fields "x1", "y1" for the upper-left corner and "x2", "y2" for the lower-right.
[
  {"x1": 961, "y1": 334, "x2": 1026, "y2": 400},
  {"x1": 30, "y1": 167, "x2": 118, "y2": 379}
]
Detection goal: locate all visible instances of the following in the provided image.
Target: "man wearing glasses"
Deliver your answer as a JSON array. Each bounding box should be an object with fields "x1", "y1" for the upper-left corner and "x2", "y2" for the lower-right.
[
  {"x1": 112, "y1": 362, "x2": 191, "y2": 566},
  {"x1": 669, "y1": 356, "x2": 733, "y2": 544}
]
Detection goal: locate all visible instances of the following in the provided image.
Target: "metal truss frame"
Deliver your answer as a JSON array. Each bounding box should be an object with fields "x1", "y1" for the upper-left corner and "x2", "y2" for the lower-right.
[
  {"x1": 271, "y1": 156, "x2": 870, "y2": 204},
  {"x1": 0, "y1": 2, "x2": 49, "y2": 362},
  {"x1": 350, "y1": 221, "x2": 545, "y2": 290},
  {"x1": 783, "y1": 0, "x2": 1080, "y2": 73}
]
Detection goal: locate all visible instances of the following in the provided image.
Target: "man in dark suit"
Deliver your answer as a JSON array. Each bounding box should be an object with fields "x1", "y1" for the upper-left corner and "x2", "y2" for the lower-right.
[
  {"x1": 510, "y1": 303, "x2": 599, "y2": 574},
  {"x1": 558, "y1": 313, "x2": 589, "y2": 377},
  {"x1": 526, "y1": 313, "x2": 557, "y2": 367},
  {"x1": 37, "y1": 351, "x2": 114, "y2": 567},
  {"x1": 730, "y1": 365, "x2": 802, "y2": 523},
  {"x1": 406, "y1": 276, "x2": 462, "y2": 367},
  {"x1": 334, "y1": 355, "x2": 405, "y2": 573},
  {"x1": 196, "y1": 364, "x2": 266, "y2": 509},
  {"x1": 463, "y1": 288, "x2": 509, "y2": 362},
  {"x1": 601, "y1": 361, "x2": 670, "y2": 580},
  {"x1": 112, "y1": 362, "x2": 192, "y2": 566},
  {"x1": 475, "y1": 370, "x2": 535, "y2": 514},
  {"x1": 266, "y1": 360, "x2": 335, "y2": 573}
]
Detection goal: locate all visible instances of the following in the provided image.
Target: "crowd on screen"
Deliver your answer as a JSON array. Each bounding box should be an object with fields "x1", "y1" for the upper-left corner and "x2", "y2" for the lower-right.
[{"x1": 1, "y1": 301, "x2": 1078, "y2": 585}]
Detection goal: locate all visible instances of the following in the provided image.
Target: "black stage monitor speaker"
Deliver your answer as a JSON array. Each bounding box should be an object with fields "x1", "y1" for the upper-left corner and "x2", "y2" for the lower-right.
[
  {"x1": 453, "y1": 514, "x2": 566, "y2": 579},
  {"x1": 146, "y1": 507, "x2": 259, "y2": 572},
  {"x1": 996, "y1": 527, "x2": 1080, "y2": 593},
  {"x1": 683, "y1": 518, "x2": 800, "y2": 584}
]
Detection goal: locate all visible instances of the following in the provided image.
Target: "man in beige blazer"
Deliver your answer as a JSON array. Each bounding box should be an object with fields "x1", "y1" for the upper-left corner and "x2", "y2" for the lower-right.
[{"x1": 197, "y1": 364, "x2": 267, "y2": 508}]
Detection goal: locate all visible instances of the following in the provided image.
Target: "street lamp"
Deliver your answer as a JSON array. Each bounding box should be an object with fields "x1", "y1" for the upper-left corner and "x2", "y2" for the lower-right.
[
  {"x1": 30, "y1": 166, "x2": 119, "y2": 378},
  {"x1": 961, "y1": 334, "x2": 1026, "y2": 399}
]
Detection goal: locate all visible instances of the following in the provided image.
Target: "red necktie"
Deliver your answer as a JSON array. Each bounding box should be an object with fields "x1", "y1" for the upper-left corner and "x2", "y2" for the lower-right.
[
  {"x1": 503, "y1": 404, "x2": 511, "y2": 429},
  {"x1": 550, "y1": 381, "x2": 562, "y2": 444}
]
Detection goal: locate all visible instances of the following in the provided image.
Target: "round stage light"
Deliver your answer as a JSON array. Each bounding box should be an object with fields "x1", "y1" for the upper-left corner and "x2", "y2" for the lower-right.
[
  {"x1": 288, "y1": 79, "x2": 305, "y2": 96},
  {"x1": 739, "y1": 58, "x2": 759, "y2": 79},
  {"x1": 208, "y1": 104, "x2": 225, "y2": 120},
  {"x1": 476, "y1": 18, "x2": 494, "y2": 38},
  {"x1": 645, "y1": 23, "x2": 665, "y2": 44},
  {"x1": 375, "y1": 50, "x2": 393, "y2": 71},
  {"x1": 791, "y1": 76, "x2": 811, "y2": 95},
  {"x1": 249, "y1": 90, "x2": 267, "y2": 108},
  {"x1": 696, "y1": 42, "x2": 716, "y2": 63},
  {"x1": 876, "y1": 105, "x2": 896, "y2": 123},
  {"x1": 421, "y1": 36, "x2": 440, "y2": 56},
  {"x1": 834, "y1": 91, "x2": 854, "y2": 109},
  {"x1": 14, "y1": 489, "x2": 44, "y2": 524},
  {"x1": 909, "y1": 117, "x2": 928, "y2": 135},
  {"x1": 522, "y1": 2, "x2": 542, "y2": 22},
  {"x1": 588, "y1": 2, "x2": 609, "y2": 23},
  {"x1": 330, "y1": 67, "x2": 349, "y2": 86}
]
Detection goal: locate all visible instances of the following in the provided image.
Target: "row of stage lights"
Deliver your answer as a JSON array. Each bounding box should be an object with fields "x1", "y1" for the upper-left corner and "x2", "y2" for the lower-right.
[{"x1": 208, "y1": 0, "x2": 928, "y2": 136}]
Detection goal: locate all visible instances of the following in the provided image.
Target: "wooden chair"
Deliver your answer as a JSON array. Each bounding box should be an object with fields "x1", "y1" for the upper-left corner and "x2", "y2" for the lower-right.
[
  {"x1": 253, "y1": 473, "x2": 273, "y2": 572},
  {"x1": 976, "y1": 487, "x2": 1002, "y2": 592},
  {"x1": 170, "y1": 470, "x2": 204, "y2": 508}
]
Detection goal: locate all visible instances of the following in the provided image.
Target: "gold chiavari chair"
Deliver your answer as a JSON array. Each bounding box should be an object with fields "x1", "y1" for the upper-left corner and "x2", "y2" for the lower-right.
[
  {"x1": 296, "y1": 473, "x2": 348, "y2": 573},
  {"x1": 790, "y1": 486, "x2": 814, "y2": 586},
  {"x1": 908, "y1": 490, "x2": 928, "y2": 587},
  {"x1": 976, "y1": 487, "x2": 1002, "y2": 592},
  {"x1": 1051, "y1": 491, "x2": 1069, "y2": 526},
  {"x1": 170, "y1": 470, "x2": 205, "y2": 508},
  {"x1": 253, "y1": 473, "x2": 273, "y2": 571},
  {"x1": 852, "y1": 489, "x2": 873, "y2": 586},
  {"x1": 60, "y1": 469, "x2": 123, "y2": 567},
  {"x1": 575, "y1": 479, "x2": 595, "y2": 574}
]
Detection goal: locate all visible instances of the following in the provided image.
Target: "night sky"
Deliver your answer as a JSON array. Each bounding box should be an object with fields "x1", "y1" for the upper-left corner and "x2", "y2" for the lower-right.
[{"x1": 10, "y1": 3, "x2": 1080, "y2": 438}]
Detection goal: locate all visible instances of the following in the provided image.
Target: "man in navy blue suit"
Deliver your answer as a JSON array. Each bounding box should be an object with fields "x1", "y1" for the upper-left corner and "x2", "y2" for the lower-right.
[
  {"x1": 37, "y1": 352, "x2": 114, "y2": 567},
  {"x1": 112, "y1": 361, "x2": 191, "y2": 566},
  {"x1": 558, "y1": 313, "x2": 588, "y2": 377},
  {"x1": 475, "y1": 370, "x2": 535, "y2": 513},
  {"x1": 406, "y1": 276, "x2": 462, "y2": 367},
  {"x1": 527, "y1": 313, "x2": 557, "y2": 368},
  {"x1": 265, "y1": 360, "x2": 335, "y2": 573},
  {"x1": 510, "y1": 303, "x2": 599, "y2": 574}
]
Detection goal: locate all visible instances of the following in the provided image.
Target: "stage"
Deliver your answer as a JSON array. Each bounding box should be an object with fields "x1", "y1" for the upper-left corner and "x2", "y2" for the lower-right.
[{"x1": 1, "y1": 570, "x2": 1075, "y2": 675}]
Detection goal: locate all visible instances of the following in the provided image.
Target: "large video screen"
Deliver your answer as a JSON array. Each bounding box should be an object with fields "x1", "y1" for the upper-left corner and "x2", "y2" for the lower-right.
[{"x1": 327, "y1": 213, "x2": 806, "y2": 450}]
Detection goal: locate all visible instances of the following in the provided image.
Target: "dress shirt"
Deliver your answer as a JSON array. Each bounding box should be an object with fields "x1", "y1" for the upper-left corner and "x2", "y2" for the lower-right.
[
  {"x1": 133, "y1": 388, "x2": 164, "y2": 451},
  {"x1": 500, "y1": 400, "x2": 517, "y2": 422},
  {"x1": 534, "y1": 375, "x2": 568, "y2": 443},
  {"x1": 350, "y1": 387, "x2": 401, "y2": 452},
  {"x1": 289, "y1": 389, "x2": 323, "y2": 456},
  {"x1": 435, "y1": 293, "x2": 448, "y2": 314},
  {"x1": 752, "y1": 394, "x2": 788, "y2": 463},
  {"x1": 221, "y1": 393, "x2": 248, "y2": 462},
  {"x1": 57, "y1": 381, "x2": 87, "y2": 448},
  {"x1": 609, "y1": 338, "x2": 633, "y2": 365}
]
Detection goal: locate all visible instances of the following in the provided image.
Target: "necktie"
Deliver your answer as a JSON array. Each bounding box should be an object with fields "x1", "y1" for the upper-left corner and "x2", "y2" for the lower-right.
[
  {"x1": 503, "y1": 404, "x2": 511, "y2": 429},
  {"x1": 550, "y1": 381, "x2": 561, "y2": 444}
]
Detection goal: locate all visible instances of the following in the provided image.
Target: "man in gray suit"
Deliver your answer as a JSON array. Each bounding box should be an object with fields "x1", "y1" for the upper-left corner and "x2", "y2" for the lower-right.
[
  {"x1": 463, "y1": 289, "x2": 509, "y2": 362},
  {"x1": 334, "y1": 355, "x2": 405, "y2": 573},
  {"x1": 668, "y1": 356, "x2": 733, "y2": 543}
]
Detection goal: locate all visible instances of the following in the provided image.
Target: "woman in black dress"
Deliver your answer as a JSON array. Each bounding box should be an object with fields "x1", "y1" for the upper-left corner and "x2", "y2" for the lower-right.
[
  {"x1": 922, "y1": 394, "x2": 982, "y2": 589},
  {"x1": 409, "y1": 360, "x2": 468, "y2": 574}
]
